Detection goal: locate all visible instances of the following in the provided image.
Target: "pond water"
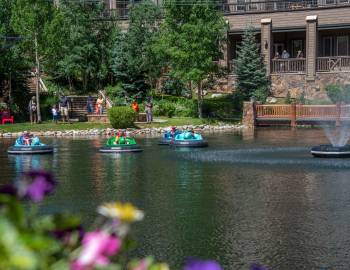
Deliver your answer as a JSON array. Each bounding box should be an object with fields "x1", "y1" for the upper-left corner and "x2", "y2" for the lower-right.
[{"x1": 1, "y1": 128, "x2": 350, "y2": 270}]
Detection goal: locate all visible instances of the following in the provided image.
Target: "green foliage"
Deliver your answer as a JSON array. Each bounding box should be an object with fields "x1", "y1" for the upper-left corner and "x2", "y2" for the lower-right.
[
  {"x1": 325, "y1": 84, "x2": 343, "y2": 103},
  {"x1": 285, "y1": 91, "x2": 292, "y2": 104},
  {"x1": 110, "y1": 1, "x2": 163, "y2": 95},
  {"x1": 161, "y1": 77, "x2": 190, "y2": 96},
  {"x1": 235, "y1": 26, "x2": 270, "y2": 101},
  {"x1": 153, "y1": 100, "x2": 176, "y2": 117},
  {"x1": 155, "y1": 0, "x2": 227, "y2": 117},
  {"x1": 43, "y1": 0, "x2": 115, "y2": 92},
  {"x1": 297, "y1": 91, "x2": 306, "y2": 104},
  {"x1": 40, "y1": 94, "x2": 59, "y2": 121},
  {"x1": 108, "y1": 106, "x2": 136, "y2": 129}
]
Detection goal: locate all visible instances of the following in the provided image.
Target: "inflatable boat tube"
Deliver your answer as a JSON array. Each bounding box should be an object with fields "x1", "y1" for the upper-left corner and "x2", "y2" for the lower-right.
[
  {"x1": 311, "y1": 144, "x2": 350, "y2": 158},
  {"x1": 158, "y1": 130, "x2": 182, "y2": 145},
  {"x1": 7, "y1": 145, "x2": 54, "y2": 155},
  {"x1": 171, "y1": 132, "x2": 208, "y2": 148},
  {"x1": 99, "y1": 144, "x2": 143, "y2": 153}
]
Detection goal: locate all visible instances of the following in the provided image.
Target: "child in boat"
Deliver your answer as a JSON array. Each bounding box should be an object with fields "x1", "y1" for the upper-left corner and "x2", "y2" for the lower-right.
[{"x1": 22, "y1": 131, "x2": 32, "y2": 145}]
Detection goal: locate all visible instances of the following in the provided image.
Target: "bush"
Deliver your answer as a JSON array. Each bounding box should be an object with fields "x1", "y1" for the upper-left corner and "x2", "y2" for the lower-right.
[
  {"x1": 108, "y1": 106, "x2": 136, "y2": 128},
  {"x1": 153, "y1": 100, "x2": 176, "y2": 117},
  {"x1": 325, "y1": 84, "x2": 342, "y2": 103},
  {"x1": 285, "y1": 91, "x2": 292, "y2": 104}
]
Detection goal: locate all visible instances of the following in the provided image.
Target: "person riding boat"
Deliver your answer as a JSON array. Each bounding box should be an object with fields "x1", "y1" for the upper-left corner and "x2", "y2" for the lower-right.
[{"x1": 183, "y1": 128, "x2": 196, "y2": 140}]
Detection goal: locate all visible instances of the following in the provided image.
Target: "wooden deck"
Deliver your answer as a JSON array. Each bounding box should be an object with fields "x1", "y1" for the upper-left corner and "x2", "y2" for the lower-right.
[{"x1": 255, "y1": 103, "x2": 350, "y2": 126}]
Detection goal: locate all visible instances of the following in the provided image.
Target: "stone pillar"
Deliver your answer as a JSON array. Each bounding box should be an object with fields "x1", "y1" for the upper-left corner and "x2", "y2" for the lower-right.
[
  {"x1": 261, "y1": 18, "x2": 272, "y2": 76},
  {"x1": 306, "y1": 15, "x2": 318, "y2": 81},
  {"x1": 109, "y1": 0, "x2": 117, "y2": 10},
  {"x1": 243, "y1": 101, "x2": 256, "y2": 128},
  {"x1": 290, "y1": 103, "x2": 297, "y2": 128}
]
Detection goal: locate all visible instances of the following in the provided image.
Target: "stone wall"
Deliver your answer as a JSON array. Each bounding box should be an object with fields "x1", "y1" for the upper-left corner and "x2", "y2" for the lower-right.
[{"x1": 271, "y1": 72, "x2": 350, "y2": 100}]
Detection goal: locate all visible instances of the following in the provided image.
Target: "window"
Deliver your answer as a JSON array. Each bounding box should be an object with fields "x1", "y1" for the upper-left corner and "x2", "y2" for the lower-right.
[
  {"x1": 337, "y1": 36, "x2": 349, "y2": 56},
  {"x1": 323, "y1": 37, "x2": 333, "y2": 56}
]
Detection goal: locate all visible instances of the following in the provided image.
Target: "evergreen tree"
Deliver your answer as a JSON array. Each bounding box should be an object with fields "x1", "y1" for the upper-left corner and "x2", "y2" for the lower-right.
[
  {"x1": 235, "y1": 26, "x2": 270, "y2": 102},
  {"x1": 155, "y1": 0, "x2": 227, "y2": 118}
]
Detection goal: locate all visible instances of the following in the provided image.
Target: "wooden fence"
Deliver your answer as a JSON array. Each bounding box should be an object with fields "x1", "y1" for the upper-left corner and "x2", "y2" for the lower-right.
[
  {"x1": 255, "y1": 103, "x2": 350, "y2": 126},
  {"x1": 317, "y1": 56, "x2": 350, "y2": 72},
  {"x1": 271, "y1": 58, "x2": 306, "y2": 73}
]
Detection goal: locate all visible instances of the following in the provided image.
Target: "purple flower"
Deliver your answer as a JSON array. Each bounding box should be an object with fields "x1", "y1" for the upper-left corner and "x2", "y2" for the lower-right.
[
  {"x1": 17, "y1": 170, "x2": 56, "y2": 202},
  {"x1": 250, "y1": 263, "x2": 269, "y2": 270},
  {"x1": 184, "y1": 258, "x2": 222, "y2": 270}
]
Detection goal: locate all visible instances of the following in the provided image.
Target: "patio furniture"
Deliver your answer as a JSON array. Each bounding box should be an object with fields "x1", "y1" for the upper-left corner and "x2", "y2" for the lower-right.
[{"x1": 1, "y1": 110, "x2": 14, "y2": 124}]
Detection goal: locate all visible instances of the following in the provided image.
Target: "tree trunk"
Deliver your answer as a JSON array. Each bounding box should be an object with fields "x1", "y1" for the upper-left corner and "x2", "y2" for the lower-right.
[
  {"x1": 8, "y1": 72, "x2": 12, "y2": 103},
  {"x1": 34, "y1": 32, "x2": 41, "y2": 123},
  {"x1": 197, "y1": 81, "x2": 203, "y2": 119}
]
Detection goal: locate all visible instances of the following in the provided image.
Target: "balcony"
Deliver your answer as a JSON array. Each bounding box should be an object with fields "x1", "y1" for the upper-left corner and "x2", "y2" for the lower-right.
[
  {"x1": 317, "y1": 56, "x2": 350, "y2": 72},
  {"x1": 221, "y1": 0, "x2": 350, "y2": 14},
  {"x1": 271, "y1": 58, "x2": 306, "y2": 73}
]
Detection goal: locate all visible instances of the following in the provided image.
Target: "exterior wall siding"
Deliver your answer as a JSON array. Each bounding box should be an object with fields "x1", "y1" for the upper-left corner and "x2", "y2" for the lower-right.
[{"x1": 226, "y1": 7, "x2": 350, "y2": 31}]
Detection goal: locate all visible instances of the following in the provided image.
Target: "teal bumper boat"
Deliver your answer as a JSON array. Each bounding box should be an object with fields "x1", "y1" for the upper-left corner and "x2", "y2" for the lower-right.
[
  {"x1": 171, "y1": 132, "x2": 208, "y2": 148},
  {"x1": 8, "y1": 137, "x2": 53, "y2": 155}
]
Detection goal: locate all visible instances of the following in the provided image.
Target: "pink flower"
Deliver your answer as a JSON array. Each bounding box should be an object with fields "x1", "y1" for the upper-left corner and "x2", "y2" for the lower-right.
[{"x1": 71, "y1": 231, "x2": 121, "y2": 270}]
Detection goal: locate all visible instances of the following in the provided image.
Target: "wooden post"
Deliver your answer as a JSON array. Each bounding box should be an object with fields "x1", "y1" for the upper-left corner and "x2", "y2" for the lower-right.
[
  {"x1": 290, "y1": 103, "x2": 297, "y2": 127},
  {"x1": 336, "y1": 102, "x2": 341, "y2": 127}
]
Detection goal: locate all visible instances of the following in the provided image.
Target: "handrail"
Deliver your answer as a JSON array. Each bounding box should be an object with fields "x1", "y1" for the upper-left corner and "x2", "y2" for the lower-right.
[
  {"x1": 317, "y1": 56, "x2": 350, "y2": 72},
  {"x1": 271, "y1": 58, "x2": 306, "y2": 73}
]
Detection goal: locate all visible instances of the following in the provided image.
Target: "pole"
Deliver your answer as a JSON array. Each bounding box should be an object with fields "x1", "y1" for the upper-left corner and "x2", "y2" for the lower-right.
[{"x1": 34, "y1": 31, "x2": 41, "y2": 123}]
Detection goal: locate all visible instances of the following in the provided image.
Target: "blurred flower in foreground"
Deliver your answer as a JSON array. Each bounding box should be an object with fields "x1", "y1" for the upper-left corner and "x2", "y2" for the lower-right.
[
  {"x1": 98, "y1": 202, "x2": 144, "y2": 222},
  {"x1": 183, "y1": 258, "x2": 223, "y2": 270},
  {"x1": 250, "y1": 263, "x2": 269, "y2": 270},
  {"x1": 71, "y1": 230, "x2": 121, "y2": 270},
  {"x1": 128, "y1": 257, "x2": 169, "y2": 270},
  {"x1": 17, "y1": 170, "x2": 56, "y2": 202}
]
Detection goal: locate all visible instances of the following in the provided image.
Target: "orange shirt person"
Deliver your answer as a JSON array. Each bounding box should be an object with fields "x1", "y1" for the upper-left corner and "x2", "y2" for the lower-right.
[{"x1": 131, "y1": 101, "x2": 139, "y2": 113}]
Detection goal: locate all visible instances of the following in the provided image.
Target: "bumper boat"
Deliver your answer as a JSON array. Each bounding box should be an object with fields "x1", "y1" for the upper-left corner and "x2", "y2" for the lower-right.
[
  {"x1": 170, "y1": 131, "x2": 208, "y2": 148},
  {"x1": 8, "y1": 137, "x2": 53, "y2": 155},
  {"x1": 311, "y1": 144, "x2": 350, "y2": 158},
  {"x1": 99, "y1": 137, "x2": 142, "y2": 153},
  {"x1": 158, "y1": 130, "x2": 182, "y2": 145}
]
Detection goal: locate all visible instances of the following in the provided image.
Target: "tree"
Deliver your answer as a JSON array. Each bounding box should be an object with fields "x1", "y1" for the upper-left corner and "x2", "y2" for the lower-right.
[
  {"x1": 110, "y1": 0, "x2": 163, "y2": 97},
  {"x1": 0, "y1": 0, "x2": 31, "y2": 120},
  {"x1": 44, "y1": 0, "x2": 116, "y2": 92},
  {"x1": 235, "y1": 26, "x2": 270, "y2": 102},
  {"x1": 155, "y1": 0, "x2": 227, "y2": 118},
  {"x1": 11, "y1": 0, "x2": 53, "y2": 122}
]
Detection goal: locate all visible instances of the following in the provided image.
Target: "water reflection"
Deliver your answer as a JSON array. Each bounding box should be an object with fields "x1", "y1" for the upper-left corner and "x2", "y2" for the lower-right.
[{"x1": 1, "y1": 129, "x2": 350, "y2": 269}]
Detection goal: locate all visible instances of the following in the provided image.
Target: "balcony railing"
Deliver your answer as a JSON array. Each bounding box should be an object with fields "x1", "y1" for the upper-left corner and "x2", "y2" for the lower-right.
[
  {"x1": 104, "y1": 0, "x2": 350, "y2": 20},
  {"x1": 317, "y1": 56, "x2": 350, "y2": 72},
  {"x1": 271, "y1": 58, "x2": 306, "y2": 73},
  {"x1": 221, "y1": 0, "x2": 350, "y2": 14}
]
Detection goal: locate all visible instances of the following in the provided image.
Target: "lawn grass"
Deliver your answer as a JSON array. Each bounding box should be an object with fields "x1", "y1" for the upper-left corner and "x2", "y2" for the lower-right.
[
  {"x1": 0, "y1": 117, "x2": 240, "y2": 133},
  {"x1": 0, "y1": 121, "x2": 112, "y2": 133}
]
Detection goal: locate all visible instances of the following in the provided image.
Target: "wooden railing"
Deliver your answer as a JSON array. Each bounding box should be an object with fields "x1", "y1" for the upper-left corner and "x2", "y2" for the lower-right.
[
  {"x1": 271, "y1": 58, "x2": 306, "y2": 73},
  {"x1": 317, "y1": 56, "x2": 350, "y2": 72},
  {"x1": 255, "y1": 103, "x2": 350, "y2": 126},
  {"x1": 256, "y1": 104, "x2": 291, "y2": 118}
]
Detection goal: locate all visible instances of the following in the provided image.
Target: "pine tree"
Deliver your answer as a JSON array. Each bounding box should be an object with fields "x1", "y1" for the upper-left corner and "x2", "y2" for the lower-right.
[{"x1": 235, "y1": 26, "x2": 270, "y2": 102}]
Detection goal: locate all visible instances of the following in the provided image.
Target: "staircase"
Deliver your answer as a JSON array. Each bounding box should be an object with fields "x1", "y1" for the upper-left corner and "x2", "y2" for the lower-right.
[{"x1": 68, "y1": 95, "x2": 97, "y2": 121}]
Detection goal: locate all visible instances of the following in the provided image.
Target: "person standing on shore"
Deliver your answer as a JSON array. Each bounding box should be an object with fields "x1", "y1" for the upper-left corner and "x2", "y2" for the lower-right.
[
  {"x1": 28, "y1": 96, "x2": 37, "y2": 124},
  {"x1": 96, "y1": 95, "x2": 104, "y2": 115},
  {"x1": 86, "y1": 95, "x2": 94, "y2": 114},
  {"x1": 59, "y1": 94, "x2": 69, "y2": 122},
  {"x1": 144, "y1": 97, "x2": 153, "y2": 124}
]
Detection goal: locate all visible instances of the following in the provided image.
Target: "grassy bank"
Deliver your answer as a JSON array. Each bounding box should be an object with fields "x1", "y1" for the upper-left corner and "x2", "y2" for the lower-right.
[
  {"x1": 0, "y1": 117, "x2": 240, "y2": 133},
  {"x1": 0, "y1": 121, "x2": 112, "y2": 133}
]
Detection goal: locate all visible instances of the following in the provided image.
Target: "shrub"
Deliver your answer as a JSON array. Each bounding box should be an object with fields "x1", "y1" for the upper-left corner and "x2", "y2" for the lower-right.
[
  {"x1": 108, "y1": 106, "x2": 136, "y2": 128},
  {"x1": 161, "y1": 77, "x2": 189, "y2": 96},
  {"x1": 285, "y1": 91, "x2": 292, "y2": 104},
  {"x1": 153, "y1": 100, "x2": 176, "y2": 117},
  {"x1": 325, "y1": 84, "x2": 342, "y2": 103}
]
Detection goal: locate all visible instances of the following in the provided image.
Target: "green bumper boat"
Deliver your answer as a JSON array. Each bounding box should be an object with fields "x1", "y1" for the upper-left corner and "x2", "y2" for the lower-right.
[{"x1": 99, "y1": 137, "x2": 142, "y2": 153}]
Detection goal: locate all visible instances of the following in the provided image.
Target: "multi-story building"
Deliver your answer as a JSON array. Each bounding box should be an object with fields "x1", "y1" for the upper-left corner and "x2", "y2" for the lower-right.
[{"x1": 106, "y1": 0, "x2": 350, "y2": 99}]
